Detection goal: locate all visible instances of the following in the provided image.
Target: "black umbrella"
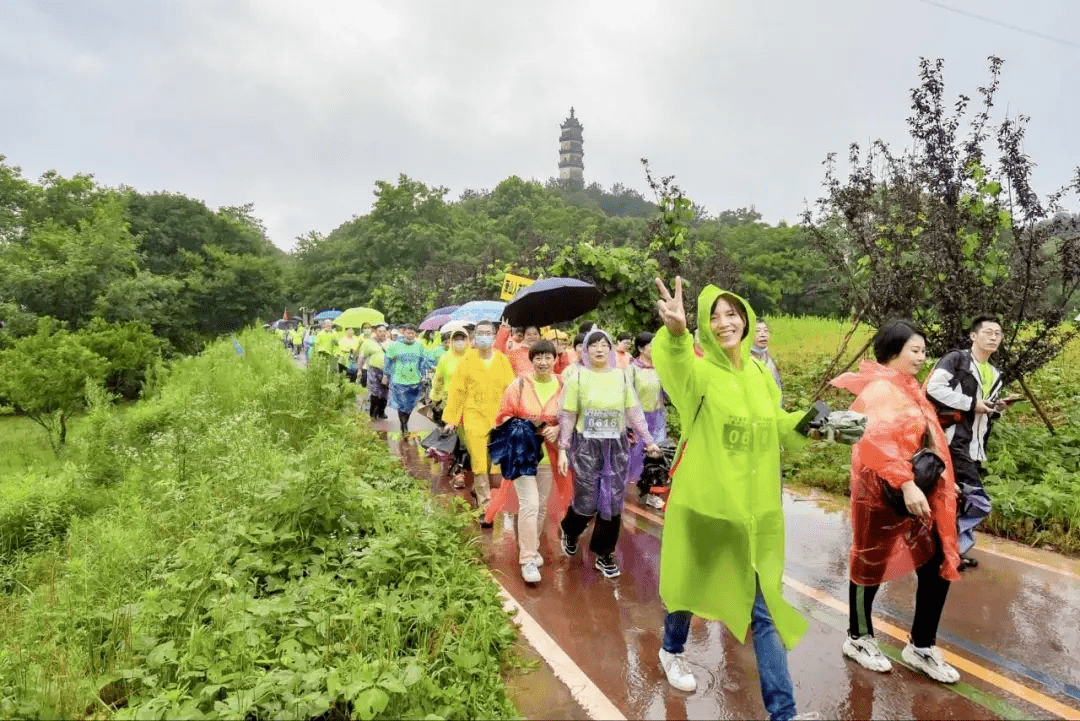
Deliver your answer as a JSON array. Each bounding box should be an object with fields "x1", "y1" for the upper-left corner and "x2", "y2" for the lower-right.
[{"x1": 503, "y1": 277, "x2": 601, "y2": 327}]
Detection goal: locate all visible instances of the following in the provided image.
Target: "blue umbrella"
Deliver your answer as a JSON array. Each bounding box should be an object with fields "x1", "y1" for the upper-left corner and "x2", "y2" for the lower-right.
[
  {"x1": 314, "y1": 309, "x2": 342, "y2": 321},
  {"x1": 424, "y1": 305, "x2": 460, "y2": 320},
  {"x1": 448, "y1": 301, "x2": 506, "y2": 324},
  {"x1": 503, "y1": 278, "x2": 600, "y2": 327}
]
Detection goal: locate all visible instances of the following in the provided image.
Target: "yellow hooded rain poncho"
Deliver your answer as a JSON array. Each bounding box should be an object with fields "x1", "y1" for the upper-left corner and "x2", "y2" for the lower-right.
[{"x1": 652, "y1": 285, "x2": 809, "y2": 649}]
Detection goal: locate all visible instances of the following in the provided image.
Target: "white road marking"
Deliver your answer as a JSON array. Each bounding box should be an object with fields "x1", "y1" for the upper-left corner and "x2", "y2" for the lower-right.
[{"x1": 497, "y1": 583, "x2": 627, "y2": 721}]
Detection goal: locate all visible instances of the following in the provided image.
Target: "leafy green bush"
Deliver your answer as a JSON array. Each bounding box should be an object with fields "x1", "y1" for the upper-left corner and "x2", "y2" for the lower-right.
[
  {"x1": 77, "y1": 319, "x2": 163, "y2": 400},
  {"x1": 0, "y1": 468, "x2": 107, "y2": 560},
  {"x1": 0, "y1": 318, "x2": 108, "y2": 452},
  {"x1": 981, "y1": 412, "x2": 1080, "y2": 554},
  {"x1": 0, "y1": 329, "x2": 519, "y2": 718}
]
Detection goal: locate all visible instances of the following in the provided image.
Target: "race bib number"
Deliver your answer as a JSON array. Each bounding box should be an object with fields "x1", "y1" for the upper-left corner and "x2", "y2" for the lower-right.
[
  {"x1": 721, "y1": 418, "x2": 773, "y2": 453},
  {"x1": 582, "y1": 409, "x2": 623, "y2": 439}
]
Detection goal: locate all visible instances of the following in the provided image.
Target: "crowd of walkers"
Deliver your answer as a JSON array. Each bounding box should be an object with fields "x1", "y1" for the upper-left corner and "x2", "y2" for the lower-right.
[{"x1": 273, "y1": 283, "x2": 1013, "y2": 721}]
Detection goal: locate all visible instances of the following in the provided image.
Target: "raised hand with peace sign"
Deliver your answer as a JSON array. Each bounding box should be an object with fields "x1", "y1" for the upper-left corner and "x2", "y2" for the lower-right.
[{"x1": 655, "y1": 276, "x2": 687, "y2": 336}]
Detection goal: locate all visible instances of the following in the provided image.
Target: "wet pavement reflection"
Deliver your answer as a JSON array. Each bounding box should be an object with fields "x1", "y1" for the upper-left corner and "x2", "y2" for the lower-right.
[{"x1": 375, "y1": 407, "x2": 1080, "y2": 720}]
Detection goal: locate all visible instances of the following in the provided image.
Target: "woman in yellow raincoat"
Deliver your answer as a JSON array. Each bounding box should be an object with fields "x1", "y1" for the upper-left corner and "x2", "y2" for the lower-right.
[
  {"x1": 443, "y1": 320, "x2": 515, "y2": 523},
  {"x1": 652, "y1": 277, "x2": 811, "y2": 721}
]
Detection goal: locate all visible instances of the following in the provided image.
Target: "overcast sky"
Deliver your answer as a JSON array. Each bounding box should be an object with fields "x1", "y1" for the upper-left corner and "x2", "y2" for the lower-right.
[{"x1": 2, "y1": 0, "x2": 1078, "y2": 251}]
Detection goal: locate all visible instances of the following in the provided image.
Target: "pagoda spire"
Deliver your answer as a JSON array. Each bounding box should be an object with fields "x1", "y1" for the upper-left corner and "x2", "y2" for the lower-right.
[{"x1": 558, "y1": 107, "x2": 584, "y2": 188}]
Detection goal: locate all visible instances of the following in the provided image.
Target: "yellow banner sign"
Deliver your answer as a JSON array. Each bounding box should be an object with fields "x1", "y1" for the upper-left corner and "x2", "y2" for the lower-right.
[{"x1": 500, "y1": 273, "x2": 535, "y2": 300}]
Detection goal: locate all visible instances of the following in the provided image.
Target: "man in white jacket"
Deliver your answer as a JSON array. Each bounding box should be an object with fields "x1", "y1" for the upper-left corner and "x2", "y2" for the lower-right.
[{"x1": 925, "y1": 315, "x2": 1013, "y2": 570}]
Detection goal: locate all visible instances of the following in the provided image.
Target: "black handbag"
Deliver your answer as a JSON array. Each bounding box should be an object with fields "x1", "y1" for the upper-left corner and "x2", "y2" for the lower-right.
[{"x1": 881, "y1": 431, "x2": 946, "y2": 517}]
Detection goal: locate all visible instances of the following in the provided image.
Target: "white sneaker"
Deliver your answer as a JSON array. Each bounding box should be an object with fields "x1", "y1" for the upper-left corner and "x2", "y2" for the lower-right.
[
  {"x1": 645, "y1": 494, "x2": 666, "y2": 509},
  {"x1": 658, "y1": 648, "x2": 697, "y2": 692},
  {"x1": 521, "y1": 562, "x2": 541, "y2": 584},
  {"x1": 842, "y1": 635, "x2": 893, "y2": 672},
  {"x1": 902, "y1": 642, "x2": 960, "y2": 684}
]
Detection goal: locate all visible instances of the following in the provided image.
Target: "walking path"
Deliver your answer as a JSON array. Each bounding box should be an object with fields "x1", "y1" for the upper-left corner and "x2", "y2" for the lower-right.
[{"x1": 376, "y1": 402, "x2": 1080, "y2": 720}]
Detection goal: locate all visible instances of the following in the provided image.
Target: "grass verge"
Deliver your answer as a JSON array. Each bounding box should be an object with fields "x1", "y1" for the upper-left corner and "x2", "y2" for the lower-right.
[{"x1": 0, "y1": 330, "x2": 520, "y2": 719}]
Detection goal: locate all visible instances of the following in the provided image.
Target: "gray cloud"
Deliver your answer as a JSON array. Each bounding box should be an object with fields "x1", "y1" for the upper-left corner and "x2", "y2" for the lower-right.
[{"x1": 1, "y1": 0, "x2": 1078, "y2": 249}]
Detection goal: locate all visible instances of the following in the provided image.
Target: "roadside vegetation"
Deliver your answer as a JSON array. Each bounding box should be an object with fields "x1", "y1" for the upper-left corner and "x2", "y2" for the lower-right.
[
  {"x1": 1, "y1": 319, "x2": 1078, "y2": 717},
  {"x1": 771, "y1": 317, "x2": 1080, "y2": 556},
  {"x1": 0, "y1": 331, "x2": 519, "y2": 719}
]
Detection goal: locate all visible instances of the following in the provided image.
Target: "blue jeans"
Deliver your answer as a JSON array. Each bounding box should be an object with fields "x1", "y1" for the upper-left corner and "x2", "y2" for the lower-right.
[{"x1": 663, "y1": 578, "x2": 797, "y2": 721}]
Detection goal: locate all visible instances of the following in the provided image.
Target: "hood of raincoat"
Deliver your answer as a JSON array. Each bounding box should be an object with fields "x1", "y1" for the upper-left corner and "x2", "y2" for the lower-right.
[
  {"x1": 695, "y1": 285, "x2": 755, "y2": 372},
  {"x1": 579, "y1": 327, "x2": 615, "y2": 367}
]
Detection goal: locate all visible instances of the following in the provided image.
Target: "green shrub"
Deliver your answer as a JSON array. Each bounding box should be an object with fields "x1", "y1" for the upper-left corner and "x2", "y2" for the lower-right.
[
  {"x1": 0, "y1": 330, "x2": 520, "y2": 719},
  {"x1": 0, "y1": 468, "x2": 107, "y2": 560},
  {"x1": 77, "y1": 319, "x2": 164, "y2": 401}
]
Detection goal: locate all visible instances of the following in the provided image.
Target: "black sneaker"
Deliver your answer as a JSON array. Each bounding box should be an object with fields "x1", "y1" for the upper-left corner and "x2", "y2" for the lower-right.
[
  {"x1": 594, "y1": 554, "x2": 620, "y2": 578},
  {"x1": 560, "y1": 529, "x2": 578, "y2": 557}
]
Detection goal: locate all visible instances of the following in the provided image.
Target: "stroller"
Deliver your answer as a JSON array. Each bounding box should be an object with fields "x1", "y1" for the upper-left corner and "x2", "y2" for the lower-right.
[
  {"x1": 420, "y1": 427, "x2": 471, "y2": 488},
  {"x1": 637, "y1": 440, "x2": 677, "y2": 510}
]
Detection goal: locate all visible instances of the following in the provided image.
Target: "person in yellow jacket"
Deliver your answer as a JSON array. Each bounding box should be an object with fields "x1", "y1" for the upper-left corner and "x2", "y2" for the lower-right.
[
  {"x1": 431, "y1": 329, "x2": 469, "y2": 415},
  {"x1": 312, "y1": 320, "x2": 338, "y2": 359},
  {"x1": 336, "y1": 327, "x2": 362, "y2": 382},
  {"x1": 443, "y1": 320, "x2": 515, "y2": 524},
  {"x1": 289, "y1": 324, "x2": 304, "y2": 357},
  {"x1": 430, "y1": 328, "x2": 472, "y2": 486}
]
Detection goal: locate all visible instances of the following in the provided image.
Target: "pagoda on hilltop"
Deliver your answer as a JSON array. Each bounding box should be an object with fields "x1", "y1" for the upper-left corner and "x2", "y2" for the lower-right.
[{"x1": 558, "y1": 107, "x2": 584, "y2": 188}]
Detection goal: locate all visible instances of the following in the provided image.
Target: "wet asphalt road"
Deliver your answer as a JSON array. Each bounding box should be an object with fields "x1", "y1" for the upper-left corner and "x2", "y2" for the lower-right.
[{"x1": 372, "y1": 400, "x2": 1080, "y2": 721}]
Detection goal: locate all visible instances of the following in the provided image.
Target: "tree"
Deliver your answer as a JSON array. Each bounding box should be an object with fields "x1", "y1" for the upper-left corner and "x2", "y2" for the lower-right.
[
  {"x1": 184, "y1": 245, "x2": 286, "y2": 338},
  {"x1": 0, "y1": 156, "x2": 37, "y2": 243},
  {"x1": 125, "y1": 191, "x2": 224, "y2": 275},
  {"x1": 78, "y1": 318, "x2": 164, "y2": 399},
  {"x1": 0, "y1": 318, "x2": 107, "y2": 452},
  {"x1": 1, "y1": 195, "x2": 139, "y2": 329},
  {"x1": 803, "y1": 56, "x2": 1080, "y2": 388}
]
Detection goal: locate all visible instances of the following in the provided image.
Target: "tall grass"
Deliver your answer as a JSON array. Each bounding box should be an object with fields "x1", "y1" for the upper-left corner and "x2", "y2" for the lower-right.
[{"x1": 770, "y1": 316, "x2": 1080, "y2": 555}]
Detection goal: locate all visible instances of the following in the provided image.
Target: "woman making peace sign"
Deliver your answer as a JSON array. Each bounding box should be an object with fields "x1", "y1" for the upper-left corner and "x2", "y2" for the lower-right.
[{"x1": 651, "y1": 276, "x2": 816, "y2": 721}]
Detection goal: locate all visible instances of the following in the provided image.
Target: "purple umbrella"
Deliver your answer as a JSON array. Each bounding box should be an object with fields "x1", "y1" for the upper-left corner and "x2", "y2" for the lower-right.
[{"x1": 419, "y1": 313, "x2": 452, "y2": 331}]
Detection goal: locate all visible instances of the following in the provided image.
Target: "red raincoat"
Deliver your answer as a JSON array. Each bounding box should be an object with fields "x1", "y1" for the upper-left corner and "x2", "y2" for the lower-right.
[
  {"x1": 831, "y1": 360, "x2": 961, "y2": 585},
  {"x1": 484, "y1": 374, "x2": 573, "y2": 523}
]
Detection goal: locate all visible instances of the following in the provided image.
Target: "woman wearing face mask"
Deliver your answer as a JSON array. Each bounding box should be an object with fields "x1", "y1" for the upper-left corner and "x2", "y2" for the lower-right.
[
  {"x1": 444, "y1": 320, "x2": 515, "y2": 523},
  {"x1": 831, "y1": 320, "x2": 961, "y2": 684},
  {"x1": 557, "y1": 329, "x2": 661, "y2": 579},
  {"x1": 431, "y1": 330, "x2": 470, "y2": 433},
  {"x1": 652, "y1": 277, "x2": 816, "y2": 720},
  {"x1": 626, "y1": 332, "x2": 668, "y2": 506}
]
